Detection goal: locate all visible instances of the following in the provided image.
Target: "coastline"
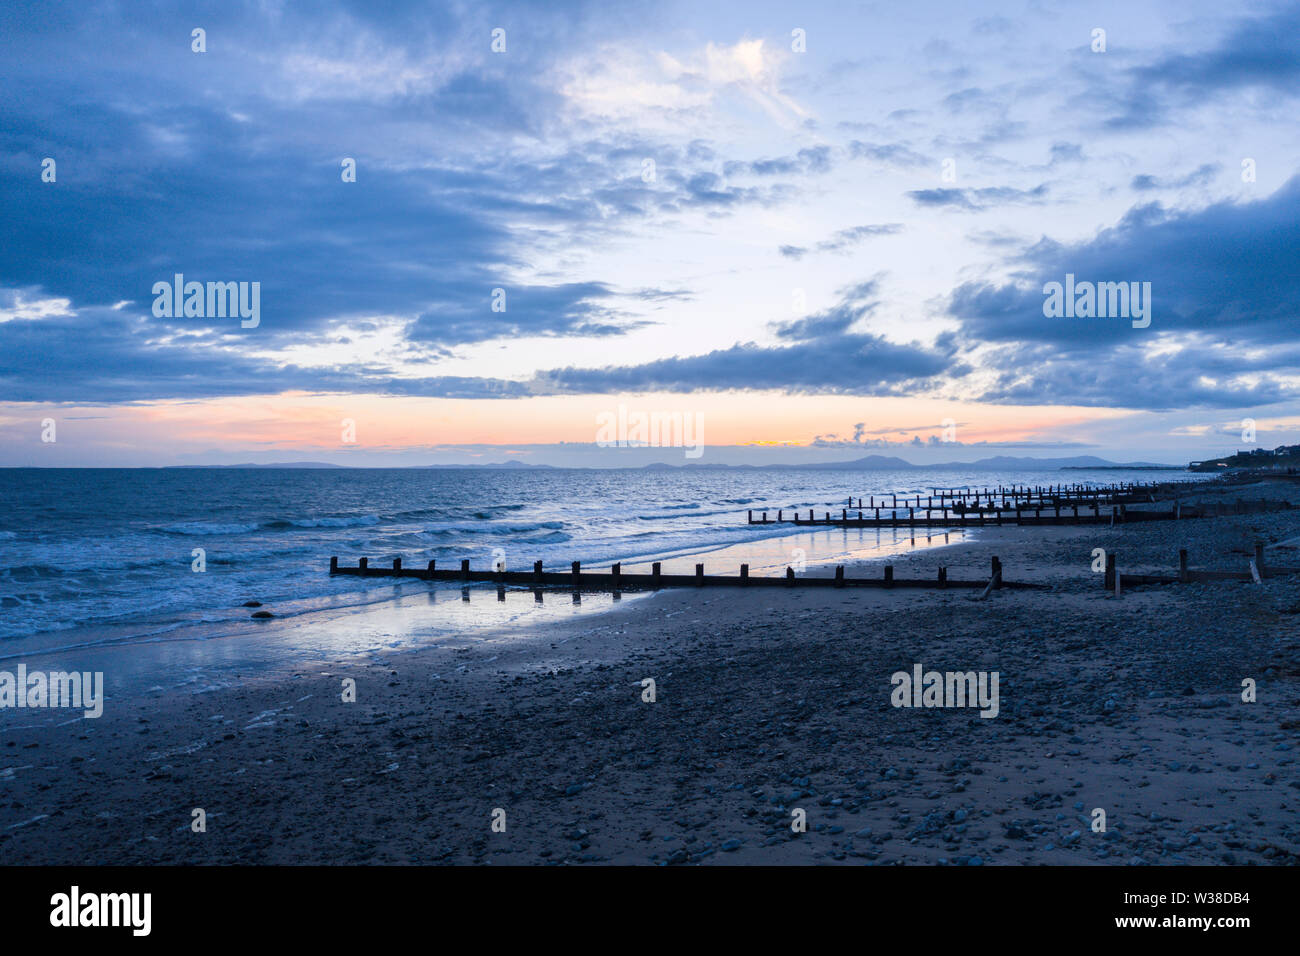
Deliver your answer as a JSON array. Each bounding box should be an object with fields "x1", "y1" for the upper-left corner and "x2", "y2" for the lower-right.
[{"x1": 2, "y1": 481, "x2": 1298, "y2": 864}]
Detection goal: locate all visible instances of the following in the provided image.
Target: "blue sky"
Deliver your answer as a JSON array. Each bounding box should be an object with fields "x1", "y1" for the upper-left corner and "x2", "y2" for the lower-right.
[{"x1": 2, "y1": 0, "x2": 1298, "y2": 466}]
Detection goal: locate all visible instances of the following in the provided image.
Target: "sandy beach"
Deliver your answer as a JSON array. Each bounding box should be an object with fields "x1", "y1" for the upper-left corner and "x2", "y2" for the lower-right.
[{"x1": 3, "y1": 480, "x2": 1298, "y2": 866}]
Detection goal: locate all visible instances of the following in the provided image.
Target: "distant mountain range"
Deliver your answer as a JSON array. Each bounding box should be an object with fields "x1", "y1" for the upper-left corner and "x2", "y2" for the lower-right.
[
  {"x1": 164, "y1": 454, "x2": 1180, "y2": 470},
  {"x1": 643, "y1": 454, "x2": 1179, "y2": 471}
]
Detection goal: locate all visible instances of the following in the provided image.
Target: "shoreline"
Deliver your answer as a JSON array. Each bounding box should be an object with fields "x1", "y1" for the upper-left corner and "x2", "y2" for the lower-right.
[{"x1": 2, "y1": 481, "x2": 1298, "y2": 864}]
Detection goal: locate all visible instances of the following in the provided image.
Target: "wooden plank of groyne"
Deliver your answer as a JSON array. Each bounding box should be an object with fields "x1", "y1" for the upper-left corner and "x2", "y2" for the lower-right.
[{"x1": 328, "y1": 557, "x2": 1043, "y2": 590}]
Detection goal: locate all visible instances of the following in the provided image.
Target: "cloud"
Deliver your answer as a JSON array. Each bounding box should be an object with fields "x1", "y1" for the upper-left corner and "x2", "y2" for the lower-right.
[
  {"x1": 945, "y1": 175, "x2": 1300, "y2": 409},
  {"x1": 1130, "y1": 164, "x2": 1220, "y2": 192},
  {"x1": 1104, "y1": 6, "x2": 1300, "y2": 127},
  {"x1": 778, "y1": 224, "x2": 902, "y2": 259},
  {"x1": 907, "y1": 184, "x2": 1050, "y2": 211},
  {"x1": 532, "y1": 281, "x2": 964, "y2": 396}
]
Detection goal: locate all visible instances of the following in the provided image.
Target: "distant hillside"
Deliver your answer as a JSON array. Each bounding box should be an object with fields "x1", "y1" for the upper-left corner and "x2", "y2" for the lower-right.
[
  {"x1": 1190, "y1": 444, "x2": 1300, "y2": 472},
  {"x1": 644, "y1": 453, "x2": 1178, "y2": 471},
  {"x1": 165, "y1": 462, "x2": 344, "y2": 469}
]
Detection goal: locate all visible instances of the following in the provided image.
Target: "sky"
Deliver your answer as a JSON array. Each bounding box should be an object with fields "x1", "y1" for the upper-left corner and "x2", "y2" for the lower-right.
[{"x1": 2, "y1": 0, "x2": 1298, "y2": 467}]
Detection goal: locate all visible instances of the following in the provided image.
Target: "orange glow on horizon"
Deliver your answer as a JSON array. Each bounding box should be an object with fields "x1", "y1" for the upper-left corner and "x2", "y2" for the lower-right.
[{"x1": 3, "y1": 391, "x2": 1135, "y2": 459}]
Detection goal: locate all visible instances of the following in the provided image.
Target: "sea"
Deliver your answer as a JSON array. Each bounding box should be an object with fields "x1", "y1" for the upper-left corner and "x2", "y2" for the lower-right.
[{"x1": 0, "y1": 466, "x2": 1198, "y2": 684}]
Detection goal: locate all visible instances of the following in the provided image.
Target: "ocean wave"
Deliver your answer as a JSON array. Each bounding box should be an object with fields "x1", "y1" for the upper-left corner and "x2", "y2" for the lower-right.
[
  {"x1": 262, "y1": 514, "x2": 381, "y2": 529},
  {"x1": 159, "y1": 521, "x2": 260, "y2": 535},
  {"x1": 418, "y1": 520, "x2": 566, "y2": 537}
]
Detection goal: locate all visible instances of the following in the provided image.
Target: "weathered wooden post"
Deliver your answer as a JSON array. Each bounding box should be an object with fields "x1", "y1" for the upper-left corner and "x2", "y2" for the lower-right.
[
  {"x1": 1104, "y1": 552, "x2": 1116, "y2": 592},
  {"x1": 777, "y1": 510, "x2": 782, "y2": 522},
  {"x1": 330, "y1": 556, "x2": 338, "y2": 574},
  {"x1": 534, "y1": 560, "x2": 543, "y2": 581},
  {"x1": 884, "y1": 565, "x2": 894, "y2": 588},
  {"x1": 748, "y1": 509, "x2": 753, "y2": 524},
  {"x1": 359, "y1": 556, "x2": 369, "y2": 575},
  {"x1": 572, "y1": 561, "x2": 581, "y2": 587},
  {"x1": 652, "y1": 562, "x2": 661, "y2": 588},
  {"x1": 426, "y1": 559, "x2": 436, "y2": 579},
  {"x1": 834, "y1": 565, "x2": 844, "y2": 587},
  {"x1": 695, "y1": 563, "x2": 704, "y2": 586},
  {"x1": 1178, "y1": 549, "x2": 1188, "y2": 583},
  {"x1": 786, "y1": 566, "x2": 795, "y2": 586},
  {"x1": 461, "y1": 558, "x2": 469, "y2": 581},
  {"x1": 991, "y1": 556, "x2": 1002, "y2": 588},
  {"x1": 938, "y1": 567, "x2": 947, "y2": 588},
  {"x1": 740, "y1": 563, "x2": 749, "y2": 586},
  {"x1": 612, "y1": 562, "x2": 621, "y2": 588},
  {"x1": 842, "y1": 508, "x2": 847, "y2": 523},
  {"x1": 393, "y1": 557, "x2": 402, "y2": 572}
]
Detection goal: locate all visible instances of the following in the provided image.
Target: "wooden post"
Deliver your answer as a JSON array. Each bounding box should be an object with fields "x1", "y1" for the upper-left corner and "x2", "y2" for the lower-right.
[
  {"x1": 695, "y1": 563, "x2": 704, "y2": 586},
  {"x1": 842, "y1": 508, "x2": 847, "y2": 522},
  {"x1": 834, "y1": 565, "x2": 844, "y2": 587},
  {"x1": 534, "y1": 560, "x2": 543, "y2": 582},
  {"x1": 884, "y1": 565, "x2": 894, "y2": 588},
  {"x1": 393, "y1": 557, "x2": 402, "y2": 572},
  {"x1": 572, "y1": 561, "x2": 581, "y2": 586},
  {"x1": 330, "y1": 556, "x2": 338, "y2": 574},
  {"x1": 777, "y1": 510, "x2": 782, "y2": 522},
  {"x1": 1104, "y1": 552, "x2": 1116, "y2": 592},
  {"x1": 1178, "y1": 549, "x2": 1188, "y2": 583},
  {"x1": 359, "y1": 556, "x2": 369, "y2": 575},
  {"x1": 748, "y1": 509, "x2": 753, "y2": 524},
  {"x1": 652, "y1": 562, "x2": 661, "y2": 588},
  {"x1": 786, "y1": 567, "x2": 795, "y2": 586},
  {"x1": 427, "y1": 559, "x2": 436, "y2": 578},
  {"x1": 938, "y1": 567, "x2": 947, "y2": 588},
  {"x1": 740, "y1": 563, "x2": 749, "y2": 586},
  {"x1": 991, "y1": 556, "x2": 1002, "y2": 588},
  {"x1": 612, "y1": 562, "x2": 621, "y2": 588},
  {"x1": 461, "y1": 558, "x2": 469, "y2": 581}
]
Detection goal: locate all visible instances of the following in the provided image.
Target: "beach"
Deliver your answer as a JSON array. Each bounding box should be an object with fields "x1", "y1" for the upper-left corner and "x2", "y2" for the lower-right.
[{"x1": 3, "y1": 479, "x2": 1297, "y2": 865}]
